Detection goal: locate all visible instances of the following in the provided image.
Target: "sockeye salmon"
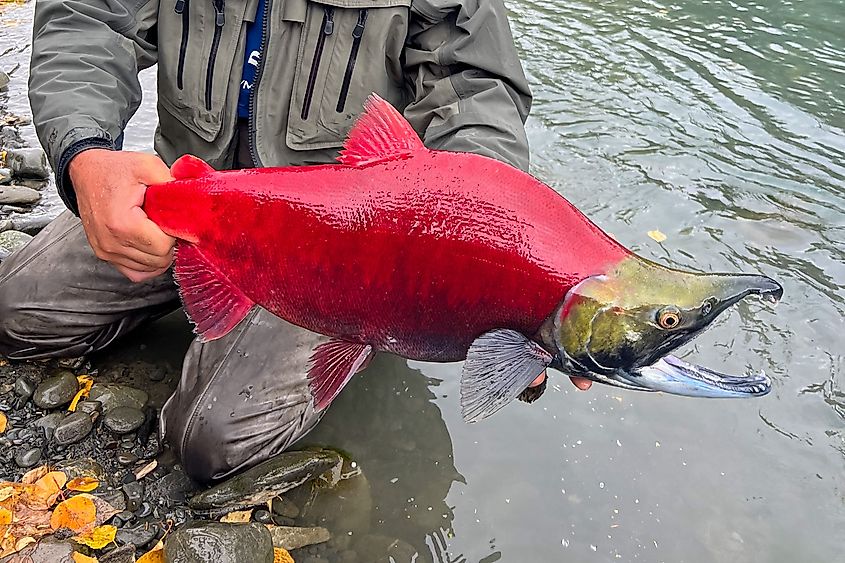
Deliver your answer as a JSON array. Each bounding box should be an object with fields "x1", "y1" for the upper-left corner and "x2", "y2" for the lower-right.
[{"x1": 145, "y1": 95, "x2": 782, "y2": 422}]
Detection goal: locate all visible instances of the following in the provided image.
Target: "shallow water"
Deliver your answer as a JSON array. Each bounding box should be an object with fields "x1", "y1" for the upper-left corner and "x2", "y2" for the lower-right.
[{"x1": 3, "y1": 0, "x2": 845, "y2": 560}]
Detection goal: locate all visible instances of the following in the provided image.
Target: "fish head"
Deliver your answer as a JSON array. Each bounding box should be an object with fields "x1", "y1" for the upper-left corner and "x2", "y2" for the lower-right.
[{"x1": 548, "y1": 256, "x2": 783, "y2": 397}]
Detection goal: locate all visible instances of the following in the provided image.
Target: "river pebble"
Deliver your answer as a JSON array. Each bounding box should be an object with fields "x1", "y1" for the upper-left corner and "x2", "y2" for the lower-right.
[
  {"x1": 0, "y1": 185, "x2": 40, "y2": 205},
  {"x1": 14, "y1": 447, "x2": 41, "y2": 468},
  {"x1": 13, "y1": 376, "x2": 35, "y2": 399},
  {"x1": 116, "y1": 523, "x2": 157, "y2": 549},
  {"x1": 0, "y1": 229, "x2": 33, "y2": 259},
  {"x1": 4, "y1": 147, "x2": 50, "y2": 179},
  {"x1": 104, "y1": 406, "x2": 145, "y2": 434},
  {"x1": 268, "y1": 526, "x2": 331, "y2": 551},
  {"x1": 99, "y1": 544, "x2": 136, "y2": 563},
  {"x1": 272, "y1": 496, "x2": 300, "y2": 518},
  {"x1": 89, "y1": 384, "x2": 149, "y2": 412},
  {"x1": 0, "y1": 168, "x2": 10, "y2": 184},
  {"x1": 32, "y1": 369, "x2": 79, "y2": 409},
  {"x1": 123, "y1": 480, "x2": 145, "y2": 512},
  {"x1": 164, "y1": 522, "x2": 274, "y2": 563},
  {"x1": 53, "y1": 411, "x2": 94, "y2": 445}
]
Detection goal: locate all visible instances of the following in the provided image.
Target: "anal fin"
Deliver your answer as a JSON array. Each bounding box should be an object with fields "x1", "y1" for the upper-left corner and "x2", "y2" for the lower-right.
[
  {"x1": 460, "y1": 329, "x2": 553, "y2": 423},
  {"x1": 308, "y1": 340, "x2": 375, "y2": 411},
  {"x1": 174, "y1": 242, "x2": 254, "y2": 341}
]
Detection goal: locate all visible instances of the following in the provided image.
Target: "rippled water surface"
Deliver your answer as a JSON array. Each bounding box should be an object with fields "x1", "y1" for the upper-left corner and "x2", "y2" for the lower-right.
[{"x1": 3, "y1": 0, "x2": 844, "y2": 560}]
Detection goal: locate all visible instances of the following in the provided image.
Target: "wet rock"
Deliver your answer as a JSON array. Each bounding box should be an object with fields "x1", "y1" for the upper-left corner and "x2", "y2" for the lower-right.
[
  {"x1": 15, "y1": 447, "x2": 41, "y2": 468},
  {"x1": 164, "y1": 522, "x2": 274, "y2": 563},
  {"x1": 0, "y1": 70, "x2": 8, "y2": 92},
  {"x1": 117, "y1": 524, "x2": 156, "y2": 549},
  {"x1": 56, "y1": 458, "x2": 106, "y2": 482},
  {"x1": 104, "y1": 406, "x2": 145, "y2": 434},
  {"x1": 10, "y1": 212, "x2": 55, "y2": 236},
  {"x1": 189, "y1": 449, "x2": 342, "y2": 513},
  {"x1": 123, "y1": 480, "x2": 145, "y2": 512},
  {"x1": 0, "y1": 219, "x2": 10, "y2": 232},
  {"x1": 0, "y1": 538, "x2": 74, "y2": 562},
  {"x1": 0, "y1": 185, "x2": 40, "y2": 205},
  {"x1": 54, "y1": 411, "x2": 94, "y2": 445},
  {"x1": 32, "y1": 369, "x2": 79, "y2": 409},
  {"x1": 384, "y1": 538, "x2": 419, "y2": 563},
  {"x1": 253, "y1": 509, "x2": 272, "y2": 524},
  {"x1": 99, "y1": 544, "x2": 136, "y2": 563},
  {"x1": 34, "y1": 412, "x2": 66, "y2": 439},
  {"x1": 95, "y1": 488, "x2": 127, "y2": 512},
  {"x1": 147, "y1": 468, "x2": 199, "y2": 508},
  {"x1": 117, "y1": 452, "x2": 139, "y2": 466},
  {"x1": 14, "y1": 376, "x2": 35, "y2": 399},
  {"x1": 134, "y1": 501, "x2": 153, "y2": 518},
  {"x1": 0, "y1": 229, "x2": 33, "y2": 260},
  {"x1": 272, "y1": 496, "x2": 300, "y2": 518},
  {"x1": 268, "y1": 526, "x2": 331, "y2": 551},
  {"x1": 0, "y1": 168, "x2": 11, "y2": 185},
  {"x1": 75, "y1": 399, "x2": 103, "y2": 418},
  {"x1": 89, "y1": 384, "x2": 149, "y2": 413},
  {"x1": 4, "y1": 147, "x2": 50, "y2": 179}
]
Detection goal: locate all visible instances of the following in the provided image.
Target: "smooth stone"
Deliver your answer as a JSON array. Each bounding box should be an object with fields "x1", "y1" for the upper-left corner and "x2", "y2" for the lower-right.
[
  {"x1": 32, "y1": 370, "x2": 79, "y2": 409},
  {"x1": 0, "y1": 168, "x2": 12, "y2": 185},
  {"x1": 134, "y1": 501, "x2": 153, "y2": 519},
  {"x1": 0, "y1": 185, "x2": 40, "y2": 205},
  {"x1": 0, "y1": 538, "x2": 74, "y2": 563},
  {"x1": 75, "y1": 399, "x2": 103, "y2": 417},
  {"x1": 271, "y1": 496, "x2": 300, "y2": 518},
  {"x1": 0, "y1": 219, "x2": 11, "y2": 232},
  {"x1": 123, "y1": 480, "x2": 145, "y2": 512},
  {"x1": 164, "y1": 522, "x2": 274, "y2": 563},
  {"x1": 117, "y1": 452, "x2": 139, "y2": 466},
  {"x1": 0, "y1": 230, "x2": 33, "y2": 260},
  {"x1": 56, "y1": 458, "x2": 106, "y2": 482},
  {"x1": 14, "y1": 376, "x2": 35, "y2": 399},
  {"x1": 14, "y1": 447, "x2": 42, "y2": 468},
  {"x1": 34, "y1": 412, "x2": 66, "y2": 431},
  {"x1": 253, "y1": 509, "x2": 272, "y2": 524},
  {"x1": 112, "y1": 510, "x2": 135, "y2": 527},
  {"x1": 116, "y1": 524, "x2": 156, "y2": 549},
  {"x1": 188, "y1": 449, "x2": 342, "y2": 512},
  {"x1": 89, "y1": 384, "x2": 149, "y2": 412},
  {"x1": 0, "y1": 70, "x2": 8, "y2": 91},
  {"x1": 268, "y1": 526, "x2": 331, "y2": 551},
  {"x1": 4, "y1": 147, "x2": 50, "y2": 179},
  {"x1": 53, "y1": 411, "x2": 94, "y2": 445},
  {"x1": 104, "y1": 406, "x2": 145, "y2": 435},
  {"x1": 99, "y1": 544, "x2": 136, "y2": 563}
]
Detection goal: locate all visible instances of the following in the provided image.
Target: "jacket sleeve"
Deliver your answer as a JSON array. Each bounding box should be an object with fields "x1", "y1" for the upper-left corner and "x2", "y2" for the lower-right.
[
  {"x1": 404, "y1": 0, "x2": 532, "y2": 171},
  {"x1": 28, "y1": 0, "x2": 159, "y2": 214}
]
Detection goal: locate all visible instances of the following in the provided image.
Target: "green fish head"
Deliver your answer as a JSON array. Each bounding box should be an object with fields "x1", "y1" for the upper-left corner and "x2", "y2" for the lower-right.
[{"x1": 548, "y1": 256, "x2": 783, "y2": 397}]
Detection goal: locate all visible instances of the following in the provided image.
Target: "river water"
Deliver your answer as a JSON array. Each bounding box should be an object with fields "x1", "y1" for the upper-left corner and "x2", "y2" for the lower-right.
[{"x1": 2, "y1": 0, "x2": 844, "y2": 561}]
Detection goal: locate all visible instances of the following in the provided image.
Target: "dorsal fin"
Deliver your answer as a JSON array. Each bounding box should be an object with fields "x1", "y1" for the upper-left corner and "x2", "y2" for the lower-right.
[
  {"x1": 337, "y1": 94, "x2": 425, "y2": 166},
  {"x1": 171, "y1": 154, "x2": 216, "y2": 180}
]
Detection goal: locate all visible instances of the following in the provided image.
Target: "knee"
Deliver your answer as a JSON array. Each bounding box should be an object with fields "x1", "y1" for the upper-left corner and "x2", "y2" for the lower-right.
[{"x1": 0, "y1": 279, "x2": 33, "y2": 358}]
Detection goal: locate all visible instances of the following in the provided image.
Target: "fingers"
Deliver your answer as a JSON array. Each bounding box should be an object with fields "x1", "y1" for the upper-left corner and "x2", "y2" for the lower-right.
[
  {"x1": 116, "y1": 264, "x2": 170, "y2": 283},
  {"x1": 570, "y1": 376, "x2": 592, "y2": 391},
  {"x1": 529, "y1": 370, "x2": 547, "y2": 388}
]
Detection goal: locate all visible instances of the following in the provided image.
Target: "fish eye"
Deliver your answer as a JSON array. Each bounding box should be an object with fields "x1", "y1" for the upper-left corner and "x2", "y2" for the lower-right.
[
  {"x1": 657, "y1": 307, "x2": 682, "y2": 330},
  {"x1": 701, "y1": 299, "x2": 714, "y2": 316}
]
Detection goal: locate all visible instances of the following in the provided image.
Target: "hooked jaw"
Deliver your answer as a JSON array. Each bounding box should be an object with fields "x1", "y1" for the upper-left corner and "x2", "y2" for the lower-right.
[{"x1": 551, "y1": 260, "x2": 784, "y2": 399}]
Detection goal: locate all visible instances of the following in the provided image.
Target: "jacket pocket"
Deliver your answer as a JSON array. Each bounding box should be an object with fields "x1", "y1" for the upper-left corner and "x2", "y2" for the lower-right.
[
  {"x1": 158, "y1": 0, "x2": 250, "y2": 141},
  {"x1": 287, "y1": 0, "x2": 411, "y2": 151}
]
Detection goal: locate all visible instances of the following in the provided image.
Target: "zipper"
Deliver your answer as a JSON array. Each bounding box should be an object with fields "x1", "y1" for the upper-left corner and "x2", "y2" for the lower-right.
[
  {"x1": 174, "y1": 0, "x2": 189, "y2": 90},
  {"x1": 336, "y1": 9, "x2": 368, "y2": 113},
  {"x1": 301, "y1": 7, "x2": 334, "y2": 121},
  {"x1": 204, "y1": 0, "x2": 225, "y2": 111},
  {"x1": 248, "y1": 0, "x2": 271, "y2": 167}
]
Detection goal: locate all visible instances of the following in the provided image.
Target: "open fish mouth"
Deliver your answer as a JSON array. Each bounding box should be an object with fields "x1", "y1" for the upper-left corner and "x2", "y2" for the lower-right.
[{"x1": 620, "y1": 354, "x2": 772, "y2": 398}]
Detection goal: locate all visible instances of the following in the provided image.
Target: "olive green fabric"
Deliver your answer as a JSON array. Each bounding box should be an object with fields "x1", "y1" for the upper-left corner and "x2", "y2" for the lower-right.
[{"x1": 28, "y1": 0, "x2": 532, "y2": 213}]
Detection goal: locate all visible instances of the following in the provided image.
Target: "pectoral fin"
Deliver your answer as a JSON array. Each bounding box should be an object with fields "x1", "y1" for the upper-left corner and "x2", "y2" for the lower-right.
[
  {"x1": 460, "y1": 329, "x2": 553, "y2": 423},
  {"x1": 308, "y1": 340, "x2": 375, "y2": 411}
]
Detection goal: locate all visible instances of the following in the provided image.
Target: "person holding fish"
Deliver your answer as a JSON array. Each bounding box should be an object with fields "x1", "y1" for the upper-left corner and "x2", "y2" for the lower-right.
[{"x1": 0, "y1": 0, "x2": 592, "y2": 482}]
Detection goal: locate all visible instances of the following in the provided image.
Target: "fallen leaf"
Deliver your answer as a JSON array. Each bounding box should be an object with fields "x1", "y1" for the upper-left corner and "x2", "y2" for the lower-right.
[
  {"x1": 73, "y1": 552, "x2": 99, "y2": 563},
  {"x1": 274, "y1": 547, "x2": 295, "y2": 563},
  {"x1": 66, "y1": 477, "x2": 99, "y2": 493},
  {"x1": 73, "y1": 524, "x2": 117, "y2": 549},
  {"x1": 0, "y1": 412, "x2": 7, "y2": 434},
  {"x1": 68, "y1": 375, "x2": 94, "y2": 412},
  {"x1": 136, "y1": 540, "x2": 164, "y2": 563},
  {"x1": 14, "y1": 536, "x2": 36, "y2": 552},
  {"x1": 0, "y1": 486, "x2": 16, "y2": 503},
  {"x1": 647, "y1": 229, "x2": 667, "y2": 243},
  {"x1": 0, "y1": 506, "x2": 11, "y2": 525},
  {"x1": 82, "y1": 494, "x2": 119, "y2": 527},
  {"x1": 50, "y1": 495, "x2": 96, "y2": 532},
  {"x1": 27, "y1": 471, "x2": 68, "y2": 509},
  {"x1": 21, "y1": 466, "x2": 49, "y2": 485},
  {"x1": 220, "y1": 509, "x2": 253, "y2": 523}
]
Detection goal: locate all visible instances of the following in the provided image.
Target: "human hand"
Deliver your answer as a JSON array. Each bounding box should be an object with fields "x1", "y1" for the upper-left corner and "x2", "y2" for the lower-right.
[
  {"x1": 529, "y1": 372, "x2": 592, "y2": 391},
  {"x1": 69, "y1": 149, "x2": 176, "y2": 283}
]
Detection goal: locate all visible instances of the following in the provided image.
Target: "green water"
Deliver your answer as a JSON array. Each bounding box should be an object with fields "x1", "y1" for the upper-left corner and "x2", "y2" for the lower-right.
[{"x1": 3, "y1": 0, "x2": 844, "y2": 560}]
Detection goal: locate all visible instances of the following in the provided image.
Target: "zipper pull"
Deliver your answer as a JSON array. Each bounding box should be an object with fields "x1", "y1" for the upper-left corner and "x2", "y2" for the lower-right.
[
  {"x1": 323, "y1": 7, "x2": 334, "y2": 35},
  {"x1": 214, "y1": 1, "x2": 225, "y2": 26},
  {"x1": 174, "y1": 0, "x2": 185, "y2": 13},
  {"x1": 352, "y1": 9, "x2": 368, "y2": 39}
]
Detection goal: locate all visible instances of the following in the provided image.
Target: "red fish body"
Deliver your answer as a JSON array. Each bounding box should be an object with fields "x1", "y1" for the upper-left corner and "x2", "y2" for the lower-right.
[{"x1": 145, "y1": 96, "x2": 632, "y2": 410}]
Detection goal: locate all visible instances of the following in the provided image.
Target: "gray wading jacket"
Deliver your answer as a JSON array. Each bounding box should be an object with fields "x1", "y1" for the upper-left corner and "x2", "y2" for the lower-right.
[{"x1": 29, "y1": 0, "x2": 532, "y2": 214}]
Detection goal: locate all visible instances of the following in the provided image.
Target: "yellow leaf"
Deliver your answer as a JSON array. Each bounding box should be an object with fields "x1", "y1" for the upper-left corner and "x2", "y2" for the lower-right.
[
  {"x1": 50, "y1": 495, "x2": 97, "y2": 532},
  {"x1": 0, "y1": 507, "x2": 11, "y2": 525},
  {"x1": 0, "y1": 412, "x2": 6, "y2": 434},
  {"x1": 220, "y1": 509, "x2": 252, "y2": 523},
  {"x1": 14, "y1": 536, "x2": 36, "y2": 552},
  {"x1": 66, "y1": 477, "x2": 99, "y2": 493},
  {"x1": 21, "y1": 465, "x2": 49, "y2": 485},
  {"x1": 68, "y1": 375, "x2": 94, "y2": 412},
  {"x1": 647, "y1": 229, "x2": 667, "y2": 243},
  {"x1": 73, "y1": 552, "x2": 99, "y2": 563},
  {"x1": 73, "y1": 524, "x2": 117, "y2": 549},
  {"x1": 136, "y1": 540, "x2": 165, "y2": 563},
  {"x1": 274, "y1": 547, "x2": 295, "y2": 563}
]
